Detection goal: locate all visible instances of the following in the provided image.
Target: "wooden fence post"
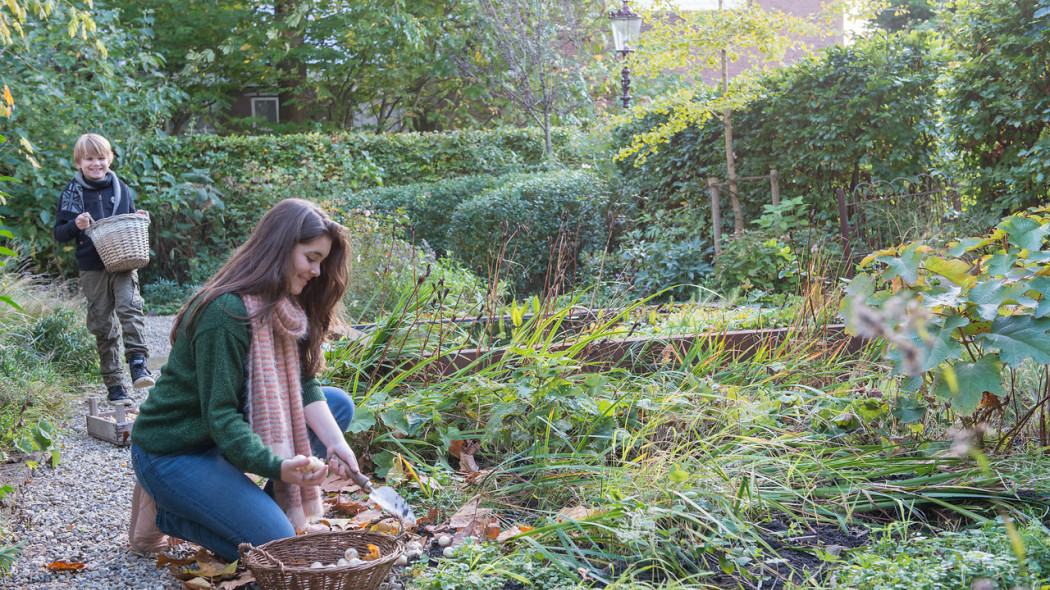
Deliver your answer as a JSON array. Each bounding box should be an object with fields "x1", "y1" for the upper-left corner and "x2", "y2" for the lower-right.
[
  {"x1": 708, "y1": 178, "x2": 722, "y2": 257},
  {"x1": 770, "y1": 168, "x2": 780, "y2": 207}
]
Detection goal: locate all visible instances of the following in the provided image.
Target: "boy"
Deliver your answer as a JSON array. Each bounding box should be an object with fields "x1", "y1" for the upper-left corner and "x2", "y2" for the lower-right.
[{"x1": 53, "y1": 133, "x2": 154, "y2": 403}]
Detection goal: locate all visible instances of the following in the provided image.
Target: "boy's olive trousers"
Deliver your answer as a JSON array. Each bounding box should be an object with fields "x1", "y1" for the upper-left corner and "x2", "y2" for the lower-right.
[{"x1": 80, "y1": 269, "x2": 149, "y2": 389}]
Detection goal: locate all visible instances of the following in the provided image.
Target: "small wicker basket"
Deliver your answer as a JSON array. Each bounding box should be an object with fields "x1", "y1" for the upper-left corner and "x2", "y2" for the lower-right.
[
  {"x1": 84, "y1": 213, "x2": 150, "y2": 273},
  {"x1": 238, "y1": 530, "x2": 404, "y2": 590}
]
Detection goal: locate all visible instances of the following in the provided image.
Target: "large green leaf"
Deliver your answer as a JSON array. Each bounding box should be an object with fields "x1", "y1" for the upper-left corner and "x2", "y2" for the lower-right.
[
  {"x1": 967, "y1": 278, "x2": 1038, "y2": 321},
  {"x1": 924, "y1": 256, "x2": 974, "y2": 287},
  {"x1": 998, "y1": 216, "x2": 1050, "y2": 252},
  {"x1": 933, "y1": 355, "x2": 1004, "y2": 415},
  {"x1": 985, "y1": 253, "x2": 1018, "y2": 277},
  {"x1": 945, "y1": 237, "x2": 987, "y2": 257},
  {"x1": 877, "y1": 244, "x2": 924, "y2": 285},
  {"x1": 979, "y1": 315, "x2": 1050, "y2": 367}
]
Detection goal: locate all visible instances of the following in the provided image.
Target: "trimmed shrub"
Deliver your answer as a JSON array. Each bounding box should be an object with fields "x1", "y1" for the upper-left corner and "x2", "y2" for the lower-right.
[
  {"x1": 446, "y1": 170, "x2": 613, "y2": 293},
  {"x1": 340, "y1": 175, "x2": 504, "y2": 256}
]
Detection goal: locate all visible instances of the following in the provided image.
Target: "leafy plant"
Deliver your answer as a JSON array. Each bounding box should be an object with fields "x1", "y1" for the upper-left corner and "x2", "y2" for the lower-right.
[
  {"x1": 412, "y1": 539, "x2": 576, "y2": 590},
  {"x1": 835, "y1": 519, "x2": 1050, "y2": 589},
  {"x1": 612, "y1": 206, "x2": 715, "y2": 301},
  {"x1": 714, "y1": 230, "x2": 799, "y2": 296},
  {"x1": 14, "y1": 419, "x2": 59, "y2": 466},
  {"x1": 843, "y1": 207, "x2": 1050, "y2": 436}
]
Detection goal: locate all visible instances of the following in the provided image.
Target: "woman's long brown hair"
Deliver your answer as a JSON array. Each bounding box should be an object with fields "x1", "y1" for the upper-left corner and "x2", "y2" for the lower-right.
[{"x1": 173, "y1": 198, "x2": 349, "y2": 376}]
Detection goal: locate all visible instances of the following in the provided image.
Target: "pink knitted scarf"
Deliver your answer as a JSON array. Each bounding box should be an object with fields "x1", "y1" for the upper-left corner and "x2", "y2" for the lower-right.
[{"x1": 243, "y1": 294, "x2": 321, "y2": 531}]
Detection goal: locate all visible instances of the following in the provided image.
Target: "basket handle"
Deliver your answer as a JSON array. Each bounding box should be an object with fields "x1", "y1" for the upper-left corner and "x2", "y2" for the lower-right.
[{"x1": 238, "y1": 542, "x2": 288, "y2": 572}]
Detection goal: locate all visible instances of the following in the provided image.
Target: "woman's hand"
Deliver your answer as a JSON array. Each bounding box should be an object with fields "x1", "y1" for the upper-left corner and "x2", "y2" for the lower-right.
[
  {"x1": 280, "y1": 455, "x2": 327, "y2": 487},
  {"x1": 326, "y1": 445, "x2": 361, "y2": 480}
]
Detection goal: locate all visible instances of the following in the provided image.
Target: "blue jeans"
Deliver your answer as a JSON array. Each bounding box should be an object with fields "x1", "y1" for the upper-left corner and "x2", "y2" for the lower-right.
[{"x1": 131, "y1": 386, "x2": 354, "y2": 562}]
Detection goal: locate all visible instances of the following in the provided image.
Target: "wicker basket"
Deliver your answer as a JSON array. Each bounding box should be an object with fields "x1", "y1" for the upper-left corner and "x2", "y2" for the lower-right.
[
  {"x1": 238, "y1": 530, "x2": 403, "y2": 590},
  {"x1": 84, "y1": 213, "x2": 150, "y2": 273}
]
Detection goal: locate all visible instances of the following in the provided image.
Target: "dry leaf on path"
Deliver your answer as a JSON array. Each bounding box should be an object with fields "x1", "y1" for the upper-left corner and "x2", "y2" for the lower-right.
[
  {"x1": 157, "y1": 554, "x2": 196, "y2": 568},
  {"x1": 181, "y1": 577, "x2": 213, "y2": 590},
  {"x1": 45, "y1": 560, "x2": 85, "y2": 572}
]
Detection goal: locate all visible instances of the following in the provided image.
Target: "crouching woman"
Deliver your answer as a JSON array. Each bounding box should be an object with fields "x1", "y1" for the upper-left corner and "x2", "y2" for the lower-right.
[{"x1": 130, "y1": 198, "x2": 361, "y2": 561}]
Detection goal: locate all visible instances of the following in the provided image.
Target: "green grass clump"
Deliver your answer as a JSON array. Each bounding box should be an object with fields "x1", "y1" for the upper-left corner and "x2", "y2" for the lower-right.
[
  {"x1": 142, "y1": 278, "x2": 197, "y2": 316},
  {"x1": 0, "y1": 276, "x2": 97, "y2": 456},
  {"x1": 409, "y1": 539, "x2": 578, "y2": 590},
  {"x1": 834, "y1": 519, "x2": 1050, "y2": 589}
]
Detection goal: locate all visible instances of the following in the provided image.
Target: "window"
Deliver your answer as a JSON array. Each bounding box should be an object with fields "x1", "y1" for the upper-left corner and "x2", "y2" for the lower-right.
[{"x1": 251, "y1": 97, "x2": 280, "y2": 124}]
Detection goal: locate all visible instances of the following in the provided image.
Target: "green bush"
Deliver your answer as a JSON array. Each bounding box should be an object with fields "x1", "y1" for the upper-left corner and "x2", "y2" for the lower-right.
[
  {"x1": 340, "y1": 175, "x2": 504, "y2": 256},
  {"x1": 446, "y1": 169, "x2": 613, "y2": 294}
]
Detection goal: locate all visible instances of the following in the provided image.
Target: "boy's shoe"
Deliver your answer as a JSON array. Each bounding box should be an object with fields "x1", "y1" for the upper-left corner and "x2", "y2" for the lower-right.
[
  {"x1": 107, "y1": 384, "x2": 132, "y2": 403},
  {"x1": 129, "y1": 355, "x2": 155, "y2": 389}
]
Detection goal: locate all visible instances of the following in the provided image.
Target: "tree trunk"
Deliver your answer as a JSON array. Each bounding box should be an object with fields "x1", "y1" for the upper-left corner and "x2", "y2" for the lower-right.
[
  {"x1": 721, "y1": 47, "x2": 743, "y2": 235},
  {"x1": 275, "y1": 0, "x2": 307, "y2": 125},
  {"x1": 543, "y1": 108, "x2": 552, "y2": 156}
]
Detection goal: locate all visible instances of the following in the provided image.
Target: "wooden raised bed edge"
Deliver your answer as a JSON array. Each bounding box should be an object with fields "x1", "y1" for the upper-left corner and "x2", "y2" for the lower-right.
[{"x1": 422, "y1": 324, "x2": 866, "y2": 376}]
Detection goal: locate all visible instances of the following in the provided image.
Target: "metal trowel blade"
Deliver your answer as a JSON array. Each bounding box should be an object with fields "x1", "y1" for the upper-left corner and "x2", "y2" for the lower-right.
[{"x1": 369, "y1": 486, "x2": 416, "y2": 524}]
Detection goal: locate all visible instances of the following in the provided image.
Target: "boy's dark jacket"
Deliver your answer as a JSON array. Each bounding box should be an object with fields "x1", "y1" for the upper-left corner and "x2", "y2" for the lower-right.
[{"x1": 53, "y1": 171, "x2": 137, "y2": 271}]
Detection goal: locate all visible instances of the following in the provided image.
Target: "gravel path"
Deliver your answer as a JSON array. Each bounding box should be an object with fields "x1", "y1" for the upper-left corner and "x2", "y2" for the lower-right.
[{"x1": 2, "y1": 315, "x2": 186, "y2": 590}]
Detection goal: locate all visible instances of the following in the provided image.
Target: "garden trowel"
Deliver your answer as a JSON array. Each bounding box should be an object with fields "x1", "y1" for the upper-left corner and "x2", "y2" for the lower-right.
[{"x1": 345, "y1": 468, "x2": 417, "y2": 524}]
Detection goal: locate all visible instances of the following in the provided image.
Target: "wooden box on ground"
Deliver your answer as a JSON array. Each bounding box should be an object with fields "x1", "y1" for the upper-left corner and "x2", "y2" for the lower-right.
[{"x1": 86, "y1": 398, "x2": 136, "y2": 446}]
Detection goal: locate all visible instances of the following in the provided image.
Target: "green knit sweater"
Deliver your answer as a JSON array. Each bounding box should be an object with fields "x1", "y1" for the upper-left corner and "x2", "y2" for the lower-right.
[{"x1": 131, "y1": 293, "x2": 325, "y2": 480}]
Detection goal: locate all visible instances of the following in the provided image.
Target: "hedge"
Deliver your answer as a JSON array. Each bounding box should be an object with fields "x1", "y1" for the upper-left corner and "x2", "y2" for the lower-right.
[
  {"x1": 446, "y1": 169, "x2": 613, "y2": 293},
  {"x1": 338, "y1": 175, "x2": 505, "y2": 256}
]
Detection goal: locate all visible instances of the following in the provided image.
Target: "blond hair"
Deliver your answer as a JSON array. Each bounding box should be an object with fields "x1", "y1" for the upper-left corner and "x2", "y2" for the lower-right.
[{"x1": 73, "y1": 133, "x2": 113, "y2": 165}]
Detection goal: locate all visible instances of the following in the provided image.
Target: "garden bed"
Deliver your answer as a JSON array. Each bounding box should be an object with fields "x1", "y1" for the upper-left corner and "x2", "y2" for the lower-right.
[{"x1": 426, "y1": 323, "x2": 864, "y2": 376}]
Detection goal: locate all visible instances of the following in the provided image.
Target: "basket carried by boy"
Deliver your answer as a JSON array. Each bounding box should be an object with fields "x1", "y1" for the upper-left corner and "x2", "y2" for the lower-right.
[{"x1": 84, "y1": 213, "x2": 151, "y2": 273}]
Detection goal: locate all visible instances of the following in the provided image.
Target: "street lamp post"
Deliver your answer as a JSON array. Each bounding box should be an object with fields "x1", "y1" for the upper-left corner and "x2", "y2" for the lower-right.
[{"x1": 609, "y1": 0, "x2": 642, "y2": 109}]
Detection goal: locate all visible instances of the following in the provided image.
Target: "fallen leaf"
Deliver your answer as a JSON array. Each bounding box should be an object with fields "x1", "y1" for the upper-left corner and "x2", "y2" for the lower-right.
[
  {"x1": 555, "y1": 506, "x2": 602, "y2": 523},
  {"x1": 496, "y1": 525, "x2": 525, "y2": 543},
  {"x1": 331, "y1": 497, "x2": 370, "y2": 517},
  {"x1": 321, "y1": 473, "x2": 348, "y2": 493},
  {"x1": 181, "y1": 577, "x2": 214, "y2": 590},
  {"x1": 368, "y1": 520, "x2": 402, "y2": 535},
  {"x1": 484, "y1": 521, "x2": 500, "y2": 540},
  {"x1": 191, "y1": 552, "x2": 238, "y2": 578},
  {"x1": 448, "y1": 495, "x2": 492, "y2": 529},
  {"x1": 349, "y1": 509, "x2": 385, "y2": 527},
  {"x1": 449, "y1": 440, "x2": 463, "y2": 458},
  {"x1": 416, "y1": 506, "x2": 439, "y2": 526},
  {"x1": 217, "y1": 570, "x2": 255, "y2": 590},
  {"x1": 318, "y1": 518, "x2": 357, "y2": 531},
  {"x1": 45, "y1": 560, "x2": 85, "y2": 572},
  {"x1": 363, "y1": 543, "x2": 381, "y2": 561}
]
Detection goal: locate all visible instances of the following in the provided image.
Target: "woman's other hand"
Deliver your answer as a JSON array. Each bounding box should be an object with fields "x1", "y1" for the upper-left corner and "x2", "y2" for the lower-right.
[{"x1": 280, "y1": 455, "x2": 327, "y2": 487}]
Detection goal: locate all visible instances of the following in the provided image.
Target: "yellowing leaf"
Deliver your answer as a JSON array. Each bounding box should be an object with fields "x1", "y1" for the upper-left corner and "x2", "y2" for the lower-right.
[
  {"x1": 2, "y1": 84, "x2": 11, "y2": 106},
  {"x1": 18, "y1": 136, "x2": 33, "y2": 153},
  {"x1": 668, "y1": 466, "x2": 689, "y2": 483}
]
